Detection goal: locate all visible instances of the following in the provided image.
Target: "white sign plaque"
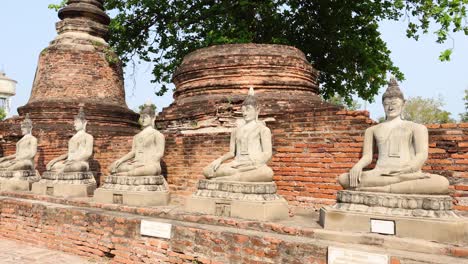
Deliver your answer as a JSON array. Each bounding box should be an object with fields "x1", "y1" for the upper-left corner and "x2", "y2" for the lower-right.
[
  {"x1": 370, "y1": 219, "x2": 395, "y2": 235},
  {"x1": 140, "y1": 220, "x2": 172, "y2": 239},
  {"x1": 328, "y1": 246, "x2": 389, "y2": 264}
]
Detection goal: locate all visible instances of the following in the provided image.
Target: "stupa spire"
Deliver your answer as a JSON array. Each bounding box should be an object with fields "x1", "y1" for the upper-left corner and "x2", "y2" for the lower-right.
[{"x1": 55, "y1": 0, "x2": 110, "y2": 41}]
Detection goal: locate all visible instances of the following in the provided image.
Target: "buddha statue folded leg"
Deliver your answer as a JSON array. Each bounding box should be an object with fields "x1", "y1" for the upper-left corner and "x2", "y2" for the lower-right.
[
  {"x1": 114, "y1": 161, "x2": 161, "y2": 176},
  {"x1": 0, "y1": 160, "x2": 15, "y2": 169},
  {"x1": 51, "y1": 160, "x2": 89, "y2": 173},
  {"x1": 339, "y1": 169, "x2": 449, "y2": 194},
  {"x1": 209, "y1": 163, "x2": 273, "y2": 182},
  {"x1": 0, "y1": 160, "x2": 34, "y2": 171},
  {"x1": 357, "y1": 173, "x2": 449, "y2": 194}
]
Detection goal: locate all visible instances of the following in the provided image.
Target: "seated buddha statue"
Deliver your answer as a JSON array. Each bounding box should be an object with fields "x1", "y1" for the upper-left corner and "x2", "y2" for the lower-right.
[
  {"x1": 0, "y1": 114, "x2": 37, "y2": 171},
  {"x1": 338, "y1": 78, "x2": 449, "y2": 194},
  {"x1": 108, "y1": 102, "x2": 165, "y2": 176},
  {"x1": 46, "y1": 107, "x2": 94, "y2": 173},
  {"x1": 203, "y1": 88, "x2": 273, "y2": 182}
]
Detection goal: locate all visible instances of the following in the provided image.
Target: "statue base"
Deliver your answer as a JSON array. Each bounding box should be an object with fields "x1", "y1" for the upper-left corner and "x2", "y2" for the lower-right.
[
  {"x1": 319, "y1": 190, "x2": 468, "y2": 244},
  {"x1": 31, "y1": 171, "x2": 96, "y2": 198},
  {"x1": 93, "y1": 175, "x2": 170, "y2": 206},
  {"x1": 0, "y1": 170, "x2": 40, "y2": 192},
  {"x1": 185, "y1": 180, "x2": 289, "y2": 221}
]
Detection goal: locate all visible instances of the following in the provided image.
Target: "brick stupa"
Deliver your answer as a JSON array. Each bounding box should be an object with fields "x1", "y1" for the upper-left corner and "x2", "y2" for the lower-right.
[
  {"x1": 0, "y1": 0, "x2": 139, "y2": 182},
  {"x1": 18, "y1": 0, "x2": 138, "y2": 128}
]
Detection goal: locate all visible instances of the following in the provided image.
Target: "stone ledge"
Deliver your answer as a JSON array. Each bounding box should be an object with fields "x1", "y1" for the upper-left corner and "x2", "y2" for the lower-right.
[
  {"x1": 197, "y1": 180, "x2": 277, "y2": 194},
  {"x1": 320, "y1": 206, "x2": 468, "y2": 244},
  {"x1": 41, "y1": 171, "x2": 95, "y2": 181},
  {"x1": 99, "y1": 175, "x2": 168, "y2": 192},
  {"x1": 194, "y1": 180, "x2": 283, "y2": 201},
  {"x1": 104, "y1": 175, "x2": 166, "y2": 185},
  {"x1": 337, "y1": 190, "x2": 453, "y2": 211},
  {"x1": 0, "y1": 170, "x2": 40, "y2": 180}
]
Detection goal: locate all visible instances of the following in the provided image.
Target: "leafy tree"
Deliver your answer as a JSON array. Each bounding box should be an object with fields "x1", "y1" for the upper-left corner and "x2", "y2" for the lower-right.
[
  {"x1": 49, "y1": 0, "x2": 468, "y2": 102},
  {"x1": 0, "y1": 108, "x2": 6, "y2": 121},
  {"x1": 403, "y1": 96, "x2": 455, "y2": 124},
  {"x1": 377, "y1": 116, "x2": 386, "y2": 123},
  {"x1": 138, "y1": 103, "x2": 157, "y2": 114},
  {"x1": 48, "y1": 0, "x2": 67, "y2": 11},
  {"x1": 461, "y1": 89, "x2": 468, "y2": 122},
  {"x1": 326, "y1": 95, "x2": 361, "y2": 110}
]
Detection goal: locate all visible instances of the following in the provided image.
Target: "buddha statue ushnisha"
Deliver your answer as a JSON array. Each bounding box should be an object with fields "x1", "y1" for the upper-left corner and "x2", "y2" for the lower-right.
[
  {"x1": 0, "y1": 114, "x2": 37, "y2": 171},
  {"x1": 203, "y1": 87, "x2": 274, "y2": 182},
  {"x1": 108, "y1": 102, "x2": 165, "y2": 176},
  {"x1": 338, "y1": 78, "x2": 449, "y2": 194}
]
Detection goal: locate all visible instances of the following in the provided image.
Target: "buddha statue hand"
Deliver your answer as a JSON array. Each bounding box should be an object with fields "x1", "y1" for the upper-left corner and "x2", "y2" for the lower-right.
[
  {"x1": 210, "y1": 158, "x2": 223, "y2": 172},
  {"x1": 109, "y1": 160, "x2": 122, "y2": 173},
  {"x1": 349, "y1": 164, "x2": 363, "y2": 188},
  {"x1": 46, "y1": 159, "x2": 57, "y2": 171},
  {"x1": 230, "y1": 160, "x2": 254, "y2": 169}
]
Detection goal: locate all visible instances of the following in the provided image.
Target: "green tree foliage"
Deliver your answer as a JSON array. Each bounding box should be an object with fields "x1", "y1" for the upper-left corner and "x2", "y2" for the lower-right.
[
  {"x1": 138, "y1": 103, "x2": 157, "y2": 114},
  {"x1": 0, "y1": 108, "x2": 6, "y2": 121},
  {"x1": 48, "y1": 0, "x2": 67, "y2": 11},
  {"x1": 326, "y1": 95, "x2": 361, "y2": 110},
  {"x1": 403, "y1": 96, "x2": 455, "y2": 124},
  {"x1": 460, "y1": 89, "x2": 468, "y2": 122},
  {"x1": 50, "y1": 0, "x2": 468, "y2": 102}
]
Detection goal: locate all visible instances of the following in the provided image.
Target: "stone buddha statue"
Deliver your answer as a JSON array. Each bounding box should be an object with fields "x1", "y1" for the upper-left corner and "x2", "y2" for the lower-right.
[
  {"x1": 108, "y1": 102, "x2": 165, "y2": 176},
  {"x1": 46, "y1": 107, "x2": 93, "y2": 173},
  {"x1": 0, "y1": 114, "x2": 37, "y2": 171},
  {"x1": 338, "y1": 78, "x2": 449, "y2": 194},
  {"x1": 203, "y1": 88, "x2": 273, "y2": 182}
]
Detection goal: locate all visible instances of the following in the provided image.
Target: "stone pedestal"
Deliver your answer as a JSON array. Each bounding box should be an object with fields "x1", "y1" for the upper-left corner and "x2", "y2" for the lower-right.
[
  {"x1": 0, "y1": 170, "x2": 40, "y2": 192},
  {"x1": 186, "y1": 180, "x2": 289, "y2": 221},
  {"x1": 31, "y1": 171, "x2": 96, "y2": 197},
  {"x1": 94, "y1": 175, "x2": 170, "y2": 206},
  {"x1": 320, "y1": 190, "x2": 468, "y2": 244}
]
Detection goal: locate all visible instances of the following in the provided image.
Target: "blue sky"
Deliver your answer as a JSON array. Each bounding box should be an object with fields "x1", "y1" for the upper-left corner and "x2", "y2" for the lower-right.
[{"x1": 1, "y1": 1, "x2": 467, "y2": 120}]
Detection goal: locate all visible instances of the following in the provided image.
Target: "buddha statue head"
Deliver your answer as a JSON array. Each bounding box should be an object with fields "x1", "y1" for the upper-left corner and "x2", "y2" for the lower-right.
[
  {"x1": 74, "y1": 106, "x2": 88, "y2": 132},
  {"x1": 242, "y1": 87, "x2": 259, "y2": 122},
  {"x1": 382, "y1": 77, "x2": 405, "y2": 120},
  {"x1": 20, "y1": 114, "x2": 33, "y2": 135},
  {"x1": 140, "y1": 102, "x2": 156, "y2": 128}
]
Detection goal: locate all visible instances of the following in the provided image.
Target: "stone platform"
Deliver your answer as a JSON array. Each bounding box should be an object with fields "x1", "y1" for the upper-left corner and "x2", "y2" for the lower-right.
[
  {"x1": 0, "y1": 170, "x2": 40, "y2": 191},
  {"x1": 31, "y1": 171, "x2": 96, "y2": 198},
  {"x1": 94, "y1": 175, "x2": 170, "y2": 206},
  {"x1": 186, "y1": 180, "x2": 289, "y2": 221},
  {"x1": 320, "y1": 190, "x2": 468, "y2": 244}
]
